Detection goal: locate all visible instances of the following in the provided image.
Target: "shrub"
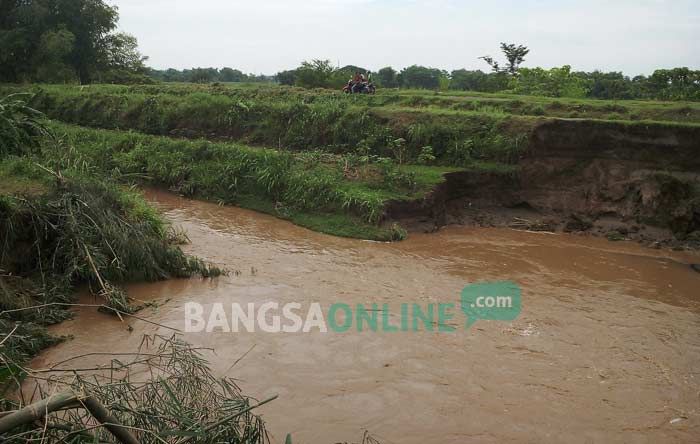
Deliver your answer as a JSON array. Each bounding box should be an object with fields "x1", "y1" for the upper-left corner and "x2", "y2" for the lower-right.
[
  {"x1": 0, "y1": 93, "x2": 50, "y2": 157},
  {"x1": 417, "y1": 146, "x2": 436, "y2": 165}
]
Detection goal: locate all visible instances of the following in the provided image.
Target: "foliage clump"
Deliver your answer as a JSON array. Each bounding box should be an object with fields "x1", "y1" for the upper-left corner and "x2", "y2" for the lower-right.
[
  {"x1": 0, "y1": 93, "x2": 49, "y2": 157},
  {"x1": 0, "y1": 167, "x2": 222, "y2": 363}
]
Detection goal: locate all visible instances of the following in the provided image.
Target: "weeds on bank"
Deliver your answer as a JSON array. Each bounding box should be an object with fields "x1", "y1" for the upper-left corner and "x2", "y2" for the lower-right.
[{"x1": 0, "y1": 158, "x2": 222, "y2": 365}]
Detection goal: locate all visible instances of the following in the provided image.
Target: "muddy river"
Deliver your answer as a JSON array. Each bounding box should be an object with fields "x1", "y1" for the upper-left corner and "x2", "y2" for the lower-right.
[{"x1": 34, "y1": 189, "x2": 700, "y2": 443}]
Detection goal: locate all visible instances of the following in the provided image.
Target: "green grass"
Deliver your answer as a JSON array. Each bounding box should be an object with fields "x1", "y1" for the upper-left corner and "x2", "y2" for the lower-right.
[
  {"x1": 3, "y1": 83, "x2": 696, "y2": 183},
  {"x1": 41, "y1": 121, "x2": 462, "y2": 240},
  {"x1": 237, "y1": 193, "x2": 400, "y2": 240},
  {"x1": 3, "y1": 82, "x2": 698, "y2": 125},
  {"x1": 0, "y1": 83, "x2": 534, "y2": 166},
  {"x1": 0, "y1": 159, "x2": 48, "y2": 196},
  {"x1": 0, "y1": 157, "x2": 223, "y2": 368},
  {"x1": 0, "y1": 82, "x2": 591, "y2": 239}
]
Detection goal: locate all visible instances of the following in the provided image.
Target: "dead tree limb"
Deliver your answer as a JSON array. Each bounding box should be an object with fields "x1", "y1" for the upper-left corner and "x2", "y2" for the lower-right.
[
  {"x1": 81, "y1": 397, "x2": 141, "y2": 444},
  {"x1": 0, "y1": 391, "x2": 80, "y2": 434},
  {"x1": 0, "y1": 391, "x2": 141, "y2": 444}
]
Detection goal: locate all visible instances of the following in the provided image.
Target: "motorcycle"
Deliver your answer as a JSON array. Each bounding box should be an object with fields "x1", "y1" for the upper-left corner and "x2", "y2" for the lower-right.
[{"x1": 343, "y1": 77, "x2": 376, "y2": 94}]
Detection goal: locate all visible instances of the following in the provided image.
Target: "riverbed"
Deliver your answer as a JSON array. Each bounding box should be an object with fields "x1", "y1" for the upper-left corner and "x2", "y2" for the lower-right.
[{"x1": 34, "y1": 189, "x2": 700, "y2": 443}]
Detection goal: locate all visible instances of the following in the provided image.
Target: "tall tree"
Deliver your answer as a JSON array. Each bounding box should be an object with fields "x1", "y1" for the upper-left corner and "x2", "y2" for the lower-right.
[
  {"x1": 101, "y1": 32, "x2": 148, "y2": 73},
  {"x1": 0, "y1": 0, "x2": 146, "y2": 84},
  {"x1": 480, "y1": 43, "x2": 529, "y2": 75},
  {"x1": 275, "y1": 69, "x2": 297, "y2": 86},
  {"x1": 32, "y1": 26, "x2": 76, "y2": 82},
  {"x1": 398, "y1": 65, "x2": 443, "y2": 90},
  {"x1": 51, "y1": 0, "x2": 119, "y2": 83},
  {"x1": 295, "y1": 59, "x2": 335, "y2": 88},
  {"x1": 220, "y1": 67, "x2": 245, "y2": 82},
  {"x1": 377, "y1": 67, "x2": 398, "y2": 88},
  {"x1": 500, "y1": 43, "x2": 529, "y2": 75}
]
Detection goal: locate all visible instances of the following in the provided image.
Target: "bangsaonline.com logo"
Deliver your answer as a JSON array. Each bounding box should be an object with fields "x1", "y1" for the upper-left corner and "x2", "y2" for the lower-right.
[{"x1": 185, "y1": 281, "x2": 521, "y2": 333}]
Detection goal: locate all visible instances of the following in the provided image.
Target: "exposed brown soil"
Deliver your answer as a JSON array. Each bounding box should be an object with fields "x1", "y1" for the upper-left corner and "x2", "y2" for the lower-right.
[{"x1": 385, "y1": 119, "x2": 700, "y2": 249}]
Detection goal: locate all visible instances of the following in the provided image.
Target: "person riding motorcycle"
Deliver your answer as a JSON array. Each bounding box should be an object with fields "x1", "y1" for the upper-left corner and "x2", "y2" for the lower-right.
[
  {"x1": 343, "y1": 71, "x2": 375, "y2": 94},
  {"x1": 351, "y1": 72, "x2": 363, "y2": 93}
]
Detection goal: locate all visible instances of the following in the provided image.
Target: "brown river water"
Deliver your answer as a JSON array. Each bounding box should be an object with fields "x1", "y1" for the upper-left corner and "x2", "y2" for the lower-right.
[{"x1": 34, "y1": 189, "x2": 700, "y2": 444}]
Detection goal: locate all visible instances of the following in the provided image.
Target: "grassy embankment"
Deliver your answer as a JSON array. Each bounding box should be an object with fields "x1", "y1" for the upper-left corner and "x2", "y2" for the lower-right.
[
  {"x1": 0, "y1": 84, "x2": 534, "y2": 239},
  {"x1": 45, "y1": 121, "x2": 431, "y2": 240},
  {"x1": 5, "y1": 82, "x2": 700, "y2": 124},
  {"x1": 3, "y1": 83, "x2": 698, "y2": 242}
]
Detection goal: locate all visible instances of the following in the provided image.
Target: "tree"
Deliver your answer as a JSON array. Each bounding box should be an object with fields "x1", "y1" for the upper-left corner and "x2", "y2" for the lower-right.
[
  {"x1": 275, "y1": 69, "x2": 297, "y2": 86},
  {"x1": 220, "y1": 67, "x2": 245, "y2": 82},
  {"x1": 398, "y1": 65, "x2": 442, "y2": 90},
  {"x1": 0, "y1": 0, "x2": 145, "y2": 84},
  {"x1": 480, "y1": 43, "x2": 529, "y2": 75},
  {"x1": 579, "y1": 70, "x2": 633, "y2": 100},
  {"x1": 56, "y1": 0, "x2": 120, "y2": 83},
  {"x1": 101, "y1": 32, "x2": 148, "y2": 73},
  {"x1": 189, "y1": 68, "x2": 218, "y2": 83},
  {"x1": 32, "y1": 27, "x2": 77, "y2": 83},
  {"x1": 163, "y1": 68, "x2": 185, "y2": 82},
  {"x1": 501, "y1": 43, "x2": 529, "y2": 75},
  {"x1": 646, "y1": 68, "x2": 700, "y2": 100},
  {"x1": 479, "y1": 56, "x2": 500, "y2": 73},
  {"x1": 510, "y1": 65, "x2": 588, "y2": 98},
  {"x1": 377, "y1": 67, "x2": 398, "y2": 88},
  {"x1": 294, "y1": 59, "x2": 335, "y2": 88}
]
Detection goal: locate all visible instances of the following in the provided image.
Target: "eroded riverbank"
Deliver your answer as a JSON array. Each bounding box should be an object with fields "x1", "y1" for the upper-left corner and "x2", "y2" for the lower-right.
[{"x1": 33, "y1": 189, "x2": 700, "y2": 443}]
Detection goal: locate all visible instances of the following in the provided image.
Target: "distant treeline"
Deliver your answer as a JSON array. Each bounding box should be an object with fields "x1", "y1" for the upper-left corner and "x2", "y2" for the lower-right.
[
  {"x1": 449, "y1": 66, "x2": 700, "y2": 101},
  {"x1": 147, "y1": 67, "x2": 274, "y2": 84},
  {"x1": 274, "y1": 61, "x2": 700, "y2": 101},
  {"x1": 2, "y1": 0, "x2": 698, "y2": 102}
]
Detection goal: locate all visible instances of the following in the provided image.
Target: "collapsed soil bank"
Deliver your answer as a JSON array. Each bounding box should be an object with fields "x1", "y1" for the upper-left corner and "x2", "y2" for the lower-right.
[{"x1": 385, "y1": 119, "x2": 700, "y2": 247}]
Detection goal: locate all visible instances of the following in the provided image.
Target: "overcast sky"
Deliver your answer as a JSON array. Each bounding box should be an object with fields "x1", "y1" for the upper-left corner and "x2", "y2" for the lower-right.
[{"x1": 111, "y1": 0, "x2": 700, "y2": 76}]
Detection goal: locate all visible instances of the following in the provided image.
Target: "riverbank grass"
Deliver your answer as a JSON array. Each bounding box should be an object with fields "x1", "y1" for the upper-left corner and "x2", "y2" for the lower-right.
[{"x1": 0, "y1": 158, "x2": 221, "y2": 367}]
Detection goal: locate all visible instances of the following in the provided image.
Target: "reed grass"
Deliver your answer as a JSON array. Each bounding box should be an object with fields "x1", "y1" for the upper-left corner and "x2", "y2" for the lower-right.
[{"x1": 0, "y1": 158, "x2": 222, "y2": 366}]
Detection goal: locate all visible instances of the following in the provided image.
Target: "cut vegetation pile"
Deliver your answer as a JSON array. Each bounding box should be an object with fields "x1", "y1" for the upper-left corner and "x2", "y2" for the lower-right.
[{"x1": 1, "y1": 334, "x2": 271, "y2": 444}]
